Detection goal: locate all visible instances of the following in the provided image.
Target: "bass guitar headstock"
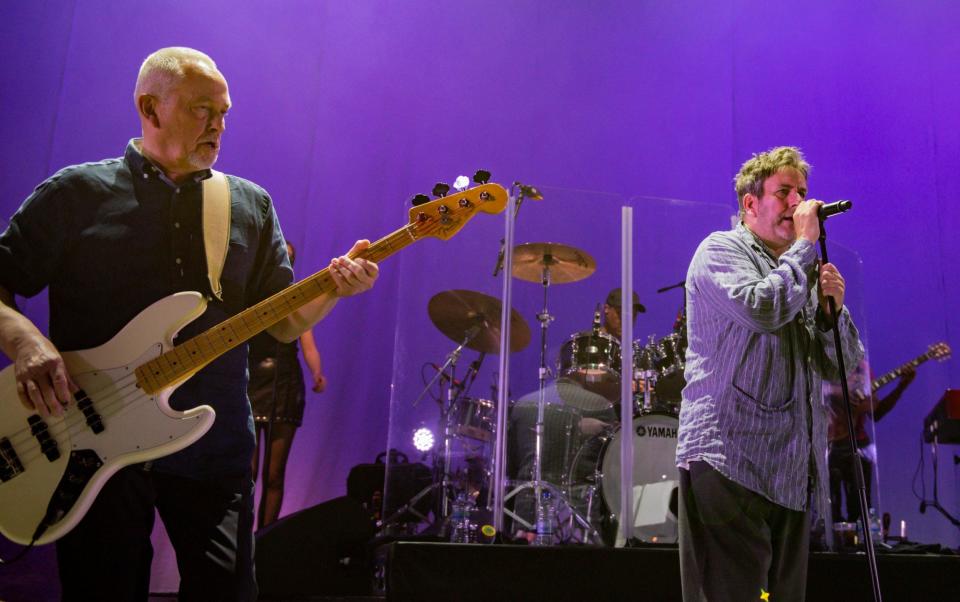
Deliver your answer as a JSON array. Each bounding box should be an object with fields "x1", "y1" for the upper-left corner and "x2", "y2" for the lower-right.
[{"x1": 407, "y1": 171, "x2": 507, "y2": 241}]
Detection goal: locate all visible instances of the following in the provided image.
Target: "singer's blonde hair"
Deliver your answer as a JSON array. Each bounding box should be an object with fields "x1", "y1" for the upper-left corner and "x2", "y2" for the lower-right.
[{"x1": 734, "y1": 146, "x2": 811, "y2": 218}]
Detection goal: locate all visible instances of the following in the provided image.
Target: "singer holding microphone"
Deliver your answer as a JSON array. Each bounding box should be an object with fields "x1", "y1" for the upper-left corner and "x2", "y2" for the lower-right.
[{"x1": 676, "y1": 146, "x2": 864, "y2": 602}]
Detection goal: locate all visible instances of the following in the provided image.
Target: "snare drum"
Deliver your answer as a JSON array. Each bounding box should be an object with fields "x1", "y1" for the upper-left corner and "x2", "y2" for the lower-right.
[
  {"x1": 568, "y1": 412, "x2": 680, "y2": 544},
  {"x1": 559, "y1": 330, "x2": 621, "y2": 387},
  {"x1": 449, "y1": 397, "x2": 495, "y2": 441}
]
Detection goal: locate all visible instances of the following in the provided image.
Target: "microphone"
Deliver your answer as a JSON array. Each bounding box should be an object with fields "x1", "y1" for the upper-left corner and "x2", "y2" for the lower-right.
[
  {"x1": 818, "y1": 200, "x2": 852, "y2": 219},
  {"x1": 494, "y1": 182, "x2": 542, "y2": 277},
  {"x1": 513, "y1": 182, "x2": 543, "y2": 200},
  {"x1": 430, "y1": 363, "x2": 458, "y2": 386},
  {"x1": 468, "y1": 352, "x2": 486, "y2": 378},
  {"x1": 592, "y1": 303, "x2": 602, "y2": 333}
]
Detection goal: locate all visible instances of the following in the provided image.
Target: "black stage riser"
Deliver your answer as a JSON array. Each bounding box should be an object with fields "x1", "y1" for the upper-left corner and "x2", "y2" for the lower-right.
[
  {"x1": 256, "y1": 496, "x2": 376, "y2": 598},
  {"x1": 383, "y1": 542, "x2": 960, "y2": 602}
]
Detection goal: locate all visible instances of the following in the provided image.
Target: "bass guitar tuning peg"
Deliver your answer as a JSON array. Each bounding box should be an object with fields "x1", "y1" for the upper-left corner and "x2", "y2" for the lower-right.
[
  {"x1": 432, "y1": 183, "x2": 450, "y2": 198},
  {"x1": 411, "y1": 193, "x2": 431, "y2": 206},
  {"x1": 472, "y1": 169, "x2": 491, "y2": 184}
]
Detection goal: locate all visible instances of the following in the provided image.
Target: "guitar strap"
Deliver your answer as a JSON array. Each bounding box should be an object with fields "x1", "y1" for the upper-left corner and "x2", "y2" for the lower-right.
[{"x1": 202, "y1": 170, "x2": 231, "y2": 302}]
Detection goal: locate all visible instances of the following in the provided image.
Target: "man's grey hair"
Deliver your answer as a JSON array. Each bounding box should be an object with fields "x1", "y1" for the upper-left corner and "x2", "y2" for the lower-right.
[{"x1": 134, "y1": 47, "x2": 218, "y2": 102}]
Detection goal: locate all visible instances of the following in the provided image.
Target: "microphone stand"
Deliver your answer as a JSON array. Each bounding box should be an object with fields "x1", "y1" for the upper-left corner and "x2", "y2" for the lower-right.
[
  {"x1": 656, "y1": 280, "x2": 685, "y2": 293},
  {"x1": 492, "y1": 184, "x2": 533, "y2": 277},
  {"x1": 461, "y1": 352, "x2": 486, "y2": 400},
  {"x1": 412, "y1": 325, "x2": 480, "y2": 407},
  {"x1": 819, "y1": 219, "x2": 882, "y2": 602}
]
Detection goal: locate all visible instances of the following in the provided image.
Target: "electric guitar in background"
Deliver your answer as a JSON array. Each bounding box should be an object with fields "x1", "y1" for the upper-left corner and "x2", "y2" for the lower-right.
[
  {"x1": 827, "y1": 342, "x2": 951, "y2": 443},
  {"x1": 0, "y1": 181, "x2": 507, "y2": 546},
  {"x1": 869, "y1": 342, "x2": 950, "y2": 394}
]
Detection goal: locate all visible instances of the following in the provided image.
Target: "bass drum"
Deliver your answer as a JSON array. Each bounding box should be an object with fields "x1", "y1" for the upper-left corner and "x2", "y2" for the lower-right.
[{"x1": 568, "y1": 412, "x2": 680, "y2": 545}]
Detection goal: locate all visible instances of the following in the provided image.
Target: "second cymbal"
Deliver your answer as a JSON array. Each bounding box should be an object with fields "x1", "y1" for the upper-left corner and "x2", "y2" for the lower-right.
[
  {"x1": 512, "y1": 242, "x2": 596, "y2": 284},
  {"x1": 428, "y1": 289, "x2": 531, "y2": 354}
]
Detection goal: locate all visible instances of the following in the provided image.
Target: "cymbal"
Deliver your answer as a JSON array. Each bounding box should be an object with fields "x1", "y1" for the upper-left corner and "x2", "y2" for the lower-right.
[
  {"x1": 512, "y1": 242, "x2": 596, "y2": 284},
  {"x1": 428, "y1": 289, "x2": 531, "y2": 354}
]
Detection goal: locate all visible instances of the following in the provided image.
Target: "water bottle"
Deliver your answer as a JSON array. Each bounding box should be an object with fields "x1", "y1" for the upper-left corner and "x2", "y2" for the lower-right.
[
  {"x1": 449, "y1": 492, "x2": 474, "y2": 543},
  {"x1": 868, "y1": 508, "x2": 883, "y2": 544},
  {"x1": 534, "y1": 491, "x2": 556, "y2": 546}
]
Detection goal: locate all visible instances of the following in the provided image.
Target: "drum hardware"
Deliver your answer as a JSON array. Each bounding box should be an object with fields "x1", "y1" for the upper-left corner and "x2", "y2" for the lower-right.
[
  {"x1": 389, "y1": 290, "x2": 530, "y2": 537},
  {"x1": 650, "y1": 279, "x2": 689, "y2": 406},
  {"x1": 504, "y1": 242, "x2": 601, "y2": 545},
  {"x1": 558, "y1": 331, "x2": 621, "y2": 407},
  {"x1": 492, "y1": 181, "x2": 542, "y2": 278},
  {"x1": 655, "y1": 280, "x2": 685, "y2": 294},
  {"x1": 411, "y1": 323, "x2": 480, "y2": 408},
  {"x1": 385, "y1": 338, "x2": 481, "y2": 535},
  {"x1": 426, "y1": 289, "x2": 531, "y2": 355},
  {"x1": 653, "y1": 332, "x2": 686, "y2": 404},
  {"x1": 511, "y1": 242, "x2": 597, "y2": 284},
  {"x1": 654, "y1": 280, "x2": 688, "y2": 339},
  {"x1": 556, "y1": 298, "x2": 621, "y2": 410},
  {"x1": 422, "y1": 287, "x2": 530, "y2": 519},
  {"x1": 632, "y1": 335, "x2": 660, "y2": 414},
  {"x1": 566, "y1": 411, "x2": 681, "y2": 546},
  {"x1": 449, "y1": 394, "x2": 494, "y2": 442}
]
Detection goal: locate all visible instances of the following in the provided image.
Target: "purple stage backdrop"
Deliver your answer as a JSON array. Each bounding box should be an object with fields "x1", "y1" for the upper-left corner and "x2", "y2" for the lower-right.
[{"x1": 1, "y1": 0, "x2": 958, "y2": 597}]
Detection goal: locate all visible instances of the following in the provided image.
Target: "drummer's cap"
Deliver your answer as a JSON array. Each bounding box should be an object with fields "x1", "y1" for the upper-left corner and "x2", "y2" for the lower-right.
[{"x1": 605, "y1": 288, "x2": 646, "y2": 314}]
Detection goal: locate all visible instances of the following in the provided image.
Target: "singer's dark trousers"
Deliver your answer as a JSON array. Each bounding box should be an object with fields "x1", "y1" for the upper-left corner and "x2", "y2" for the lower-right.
[{"x1": 678, "y1": 461, "x2": 810, "y2": 602}]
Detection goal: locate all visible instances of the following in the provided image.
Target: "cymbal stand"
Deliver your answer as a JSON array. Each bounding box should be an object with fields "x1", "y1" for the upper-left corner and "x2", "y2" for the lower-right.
[
  {"x1": 534, "y1": 259, "x2": 555, "y2": 492},
  {"x1": 412, "y1": 325, "x2": 480, "y2": 408},
  {"x1": 436, "y1": 329, "x2": 483, "y2": 522},
  {"x1": 504, "y1": 261, "x2": 600, "y2": 544},
  {"x1": 439, "y1": 351, "x2": 488, "y2": 517},
  {"x1": 390, "y1": 327, "x2": 479, "y2": 534}
]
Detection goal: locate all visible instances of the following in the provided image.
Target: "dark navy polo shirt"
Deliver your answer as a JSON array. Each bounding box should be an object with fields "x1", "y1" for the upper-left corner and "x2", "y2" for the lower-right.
[{"x1": 0, "y1": 139, "x2": 293, "y2": 478}]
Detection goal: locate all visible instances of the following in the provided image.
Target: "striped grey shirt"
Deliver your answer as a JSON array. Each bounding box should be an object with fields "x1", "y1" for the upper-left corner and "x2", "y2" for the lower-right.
[{"x1": 676, "y1": 223, "x2": 863, "y2": 513}]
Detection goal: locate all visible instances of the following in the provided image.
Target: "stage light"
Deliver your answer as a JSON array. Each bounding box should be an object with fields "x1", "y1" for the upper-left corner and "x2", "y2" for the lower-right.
[{"x1": 412, "y1": 427, "x2": 435, "y2": 452}]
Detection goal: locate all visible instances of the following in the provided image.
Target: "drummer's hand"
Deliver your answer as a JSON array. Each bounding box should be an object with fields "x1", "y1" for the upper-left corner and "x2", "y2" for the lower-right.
[{"x1": 579, "y1": 417, "x2": 610, "y2": 437}]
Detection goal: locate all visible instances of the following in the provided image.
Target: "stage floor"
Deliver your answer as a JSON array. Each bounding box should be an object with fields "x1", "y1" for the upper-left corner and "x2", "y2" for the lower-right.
[{"x1": 379, "y1": 541, "x2": 960, "y2": 601}]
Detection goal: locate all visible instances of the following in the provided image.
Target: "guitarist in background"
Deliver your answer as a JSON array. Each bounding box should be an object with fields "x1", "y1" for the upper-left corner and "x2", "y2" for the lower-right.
[
  {"x1": 0, "y1": 47, "x2": 378, "y2": 601},
  {"x1": 826, "y1": 358, "x2": 916, "y2": 525}
]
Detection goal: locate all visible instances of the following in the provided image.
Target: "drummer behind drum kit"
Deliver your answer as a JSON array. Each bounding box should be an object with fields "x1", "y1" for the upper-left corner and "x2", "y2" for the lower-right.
[{"x1": 397, "y1": 239, "x2": 689, "y2": 547}]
